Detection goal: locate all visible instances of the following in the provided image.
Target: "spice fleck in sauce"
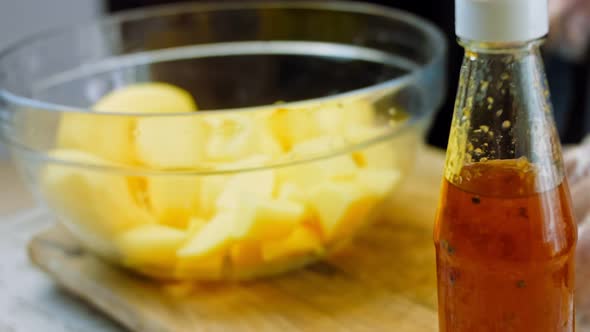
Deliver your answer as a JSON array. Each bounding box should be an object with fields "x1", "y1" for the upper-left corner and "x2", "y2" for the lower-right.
[{"x1": 434, "y1": 160, "x2": 577, "y2": 331}]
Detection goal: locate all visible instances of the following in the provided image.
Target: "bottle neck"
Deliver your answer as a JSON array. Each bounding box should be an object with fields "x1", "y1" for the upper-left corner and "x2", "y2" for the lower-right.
[
  {"x1": 459, "y1": 38, "x2": 544, "y2": 56},
  {"x1": 444, "y1": 36, "x2": 564, "y2": 191}
]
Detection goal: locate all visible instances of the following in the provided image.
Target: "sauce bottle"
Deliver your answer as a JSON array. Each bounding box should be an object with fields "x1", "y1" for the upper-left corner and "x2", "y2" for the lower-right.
[{"x1": 434, "y1": 0, "x2": 578, "y2": 330}]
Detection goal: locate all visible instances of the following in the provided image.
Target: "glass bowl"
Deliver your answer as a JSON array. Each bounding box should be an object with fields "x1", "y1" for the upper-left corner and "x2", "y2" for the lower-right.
[{"x1": 0, "y1": 1, "x2": 446, "y2": 281}]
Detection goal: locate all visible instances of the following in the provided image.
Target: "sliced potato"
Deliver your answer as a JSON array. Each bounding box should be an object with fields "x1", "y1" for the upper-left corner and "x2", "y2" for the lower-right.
[
  {"x1": 147, "y1": 176, "x2": 201, "y2": 229},
  {"x1": 57, "y1": 83, "x2": 197, "y2": 164},
  {"x1": 118, "y1": 224, "x2": 187, "y2": 267},
  {"x1": 308, "y1": 181, "x2": 370, "y2": 239},
  {"x1": 262, "y1": 226, "x2": 323, "y2": 261},
  {"x1": 42, "y1": 150, "x2": 154, "y2": 242}
]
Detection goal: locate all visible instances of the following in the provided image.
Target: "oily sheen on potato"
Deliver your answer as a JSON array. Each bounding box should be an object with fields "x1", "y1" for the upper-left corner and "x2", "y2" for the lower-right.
[{"x1": 44, "y1": 83, "x2": 402, "y2": 280}]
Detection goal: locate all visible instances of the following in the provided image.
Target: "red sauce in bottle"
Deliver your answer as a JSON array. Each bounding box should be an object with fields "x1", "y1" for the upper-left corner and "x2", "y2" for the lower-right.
[{"x1": 434, "y1": 160, "x2": 577, "y2": 331}]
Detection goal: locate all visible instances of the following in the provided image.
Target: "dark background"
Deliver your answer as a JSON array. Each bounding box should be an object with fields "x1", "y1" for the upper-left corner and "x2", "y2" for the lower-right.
[{"x1": 107, "y1": 0, "x2": 590, "y2": 148}]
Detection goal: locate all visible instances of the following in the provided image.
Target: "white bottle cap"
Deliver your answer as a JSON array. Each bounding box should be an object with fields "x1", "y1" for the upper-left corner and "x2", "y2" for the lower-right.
[{"x1": 456, "y1": 0, "x2": 549, "y2": 42}]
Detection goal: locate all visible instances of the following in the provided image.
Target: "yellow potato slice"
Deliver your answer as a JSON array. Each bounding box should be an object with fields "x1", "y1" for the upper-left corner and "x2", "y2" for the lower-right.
[
  {"x1": 178, "y1": 192, "x2": 307, "y2": 260},
  {"x1": 262, "y1": 226, "x2": 323, "y2": 261},
  {"x1": 177, "y1": 212, "x2": 235, "y2": 258},
  {"x1": 197, "y1": 175, "x2": 230, "y2": 219},
  {"x1": 135, "y1": 117, "x2": 207, "y2": 169},
  {"x1": 277, "y1": 182, "x2": 308, "y2": 204},
  {"x1": 57, "y1": 83, "x2": 196, "y2": 164},
  {"x1": 147, "y1": 176, "x2": 201, "y2": 229},
  {"x1": 187, "y1": 217, "x2": 208, "y2": 235},
  {"x1": 57, "y1": 112, "x2": 134, "y2": 164},
  {"x1": 230, "y1": 241, "x2": 263, "y2": 267},
  {"x1": 268, "y1": 98, "x2": 374, "y2": 151},
  {"x1": 308, "y1": 181, "x2": 374, "y2": 239},
  {"x1": 277, "y1": 136, "x2": 359, "y2": 189},
  {"x1": 175, "y1": 253, "x2": 225, "y2": 280},
  {"x1": 41, "y1": 150, "x2": 154, "y2": 253},
  {"x1": 204, "y1": 114, "x2": 283, "y2": 163},
  {"x1": 174, "y1": 217, "x2": 226, "y2": 279},
  {"x1": 92, "y1": 82, "x2": 196, "y2": 113},
  {"x1": 117, "y1": 224, "x2": 187, "y2": 267},
  {"x1": 216, "y1": 169, "x2": 276, "y2": 210},
  {"x1": 232, "y1": 197, "x2": 307, "y2": 241},
  {"x1": 268, "y1": 107, "x2": 321, "y2": 150}
]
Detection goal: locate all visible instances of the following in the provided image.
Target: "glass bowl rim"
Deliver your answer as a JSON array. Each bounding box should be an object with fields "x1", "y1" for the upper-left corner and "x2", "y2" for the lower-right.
[{"x1": 0, "y1": 0, "x2": 447, "y2": 175}]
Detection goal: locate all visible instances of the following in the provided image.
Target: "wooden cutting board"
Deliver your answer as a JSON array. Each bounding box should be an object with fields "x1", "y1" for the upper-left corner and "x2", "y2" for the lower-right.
[{"x1": 28, "y1": 147, "x2": 446, "y2": 332}]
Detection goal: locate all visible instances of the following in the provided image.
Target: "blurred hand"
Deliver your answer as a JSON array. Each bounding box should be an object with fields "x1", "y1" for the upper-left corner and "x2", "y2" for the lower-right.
[
  {"x1": 565, "y1": 136, "x2": 590, "y2": 225},
  {"x1": 548, "y1": 0, "x2": 590, "y2": 61}
]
